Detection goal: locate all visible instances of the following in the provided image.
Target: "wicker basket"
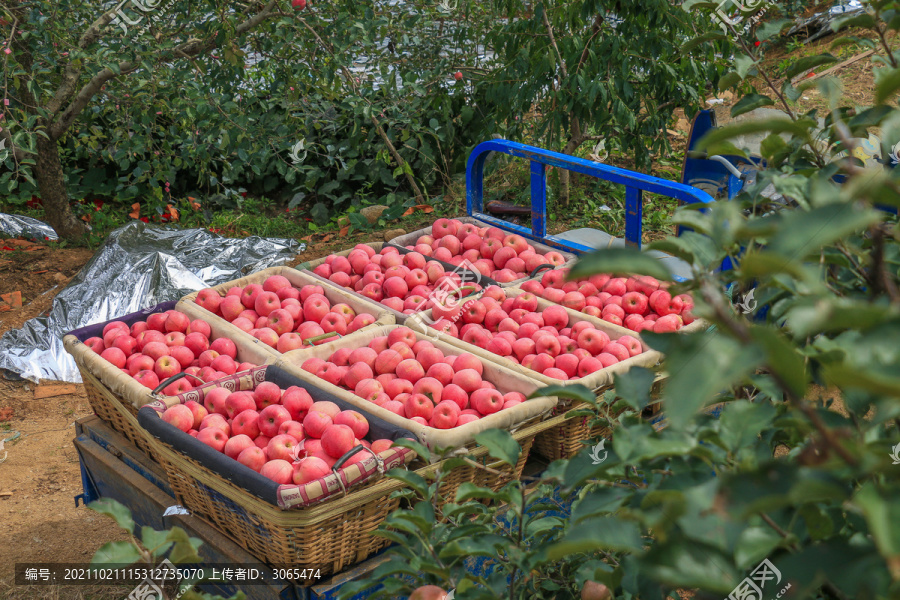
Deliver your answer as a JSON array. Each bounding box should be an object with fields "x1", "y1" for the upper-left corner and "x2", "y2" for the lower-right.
[
  {"x1": 64, "y1": 301, "x2": 276, "y2": 458},
  {"x1": 406, "y1": 287, "x2": 663, "y2": 392},
  {"x1": 154, "y1": 438, "x2": 407, "y2": 576},
  {"x1": 277, "y1": 324, "x2": 558, "y2": 453},
  {"x1": 138, "y1": 364, "x2": 421, "y2": 575},
  {"x1": 177, "y1": 265, "x2": 396, "y2": 353},
  {"x1": 531, "y1": 401, "x2": 615, "y2": 462},
  {"x1": 80, "y1": 367, "x2": 166, "y2": 461},
  {"x1": 148, "y1": 384, "x2": 552, "y2": 574}
]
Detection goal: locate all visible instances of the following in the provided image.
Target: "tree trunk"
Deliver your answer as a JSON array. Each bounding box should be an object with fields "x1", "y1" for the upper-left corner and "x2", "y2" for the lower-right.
[{"x1": 33, "y1": 134, "x2": 88, "y2": 241}]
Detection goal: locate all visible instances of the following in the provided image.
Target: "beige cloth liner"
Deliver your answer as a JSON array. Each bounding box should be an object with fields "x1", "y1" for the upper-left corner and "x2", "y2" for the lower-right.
[
  {"x1": 275, "y1": 324, "x2": 559, "y2": 454},
  {"x1": 402, "y1": 286, "x2": 668, "y2": 391},
  {"x1": 386, "y1": 216, "x2": 578, "y2": 287},
  {"x1": 63, "y1": 309, "x2": 279, "y2": 410},
  {"x1": 177, "y1": 265, "x2": 397, "y2": 344}
]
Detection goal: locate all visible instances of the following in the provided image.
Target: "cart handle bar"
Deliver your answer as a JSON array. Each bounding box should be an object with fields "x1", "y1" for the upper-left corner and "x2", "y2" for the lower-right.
[{"x1": 466, "y1": 139, "x2": 715, "y2": 253}]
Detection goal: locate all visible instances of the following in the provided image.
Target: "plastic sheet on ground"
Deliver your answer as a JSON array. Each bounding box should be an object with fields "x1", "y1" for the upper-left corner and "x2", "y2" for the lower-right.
[
  {"x1": 786, "y1": 0, "x2": 865, "y2": 43},
  {"x1": 0, "y1": 221, "x2": 303, "y2": 383},
  {"x1": 0, "y1": 213, "x2": 59, "y2": 242}
]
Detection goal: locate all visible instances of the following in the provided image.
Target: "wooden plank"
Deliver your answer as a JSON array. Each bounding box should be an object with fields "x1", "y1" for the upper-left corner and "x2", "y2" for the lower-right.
[
  {"x1": 74, "y1": 436, "x2": 173, "y2": 531},
  {"x1": 790, "y1": 49, "x2": 875, "y2": 84},
  {"x1": 80, "y1": 416, "x2": 172, "y2": 497},
  {"x1": 33, "y1": 383, "x2": 77, "y2": 399}
]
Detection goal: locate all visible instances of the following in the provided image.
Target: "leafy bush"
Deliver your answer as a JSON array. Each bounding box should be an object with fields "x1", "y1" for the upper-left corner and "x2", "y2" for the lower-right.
[{"x1": 339, "y1": 2, "x2": 900, "y2": 598}]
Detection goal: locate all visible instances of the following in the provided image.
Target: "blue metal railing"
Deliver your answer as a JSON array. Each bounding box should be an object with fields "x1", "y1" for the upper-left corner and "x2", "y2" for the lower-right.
[{"x1": 465, "y1": 139, "x2": 716, "y2": 254}]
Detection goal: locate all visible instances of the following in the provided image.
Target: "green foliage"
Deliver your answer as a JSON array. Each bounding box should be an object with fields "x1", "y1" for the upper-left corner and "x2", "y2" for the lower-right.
[
  {"x1": 0, "y1": 0, "x2": 488, "y2": 224},
  {"x1": 88, "y1": 499, "x2": 243, "y2": 600},
  {"x1": 340, "y1": 3, "x2": 900, "y2": 598},
  {"x1": 479, "y1": 0, "x2": 730, "y2": 170}
]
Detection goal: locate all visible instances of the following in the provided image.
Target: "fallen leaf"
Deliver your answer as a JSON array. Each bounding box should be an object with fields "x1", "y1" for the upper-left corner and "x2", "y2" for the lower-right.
[
  {"x1": 190, "y1": 199, "x2": 201, "y2": 211},
  {"x1": 339, "y1": 226, "x2": 349, "y2": 237},
  {"x1": 129, "y1": 203, "x2": 141, "y2": 219},
  {"x1": 402, "y1": 204, "x2": 435, "y2": 217},
  {"x1": 166, "y1": 204, "x2": 180, "y2": 221},
  {"x1": 321, "y1": 234, "x2": 333, "y2": 242},
  {"x1": 81, "y1": 214, "x2": 92, "y2": 222}
]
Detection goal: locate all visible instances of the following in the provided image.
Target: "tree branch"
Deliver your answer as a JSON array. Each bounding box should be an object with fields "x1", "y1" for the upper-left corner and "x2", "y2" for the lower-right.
[
  {"x1": 48, "y1": 0, "x2": 279, "y2": 141},
  {"x1": 45, "y1": 8, "x2": 120, "y2": 116},
  {"x1": 699, "y1": 280, "x2": 859, "y2": 467}
]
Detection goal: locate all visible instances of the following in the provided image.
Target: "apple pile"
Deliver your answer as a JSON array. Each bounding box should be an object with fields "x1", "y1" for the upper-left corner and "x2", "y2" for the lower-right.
[
  {"x1": 428, "y1": 286, "x2": 645, "y2": 380},
  {"x1": 83, "y1": 310, "x2": 254, "y2": 395},
  {"x1": 193, "y1": 275, "x2": 378, "y2": 352},
  {"x1": 396, "y1": 218, "x2": 568, "y2": 283},
  {"x1": 160, "y1": 383, "x2": 400, "y2": 485},
  {"x1": 312, "y1": 244, "x2": 483, "y2": 315},
  {"x1": 520, "y1": 269, "x2": 695, "y2": 334},
  {"x1": 298, "y1": 326, "x2": 526, "y2": 428}
]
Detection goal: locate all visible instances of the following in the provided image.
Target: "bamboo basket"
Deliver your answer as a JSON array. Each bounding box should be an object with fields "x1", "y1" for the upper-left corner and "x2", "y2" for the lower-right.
[
  {"x1": 276, "y1": 324, "x2": 559, "y2": 453},
  {"x1": 177, "y1": 265, "x2": 396, "y2": 353},
  {"x1": 63, "y1": 301, "x2": 276, "y2": 458},
  {"x1": 136, "y1": 364, "x2": 419, "y2": 575},
  {"x1": 406, "y1": 286, "x2": 663, "y2": 392}
]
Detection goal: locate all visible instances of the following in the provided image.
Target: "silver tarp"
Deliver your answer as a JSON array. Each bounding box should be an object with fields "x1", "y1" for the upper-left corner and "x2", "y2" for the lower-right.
[
  {"x1": 0, "y1": 221, "x2": 303, "y2": 383},
  {"x1": 0, "y1": 213, "x2": 59, "y2": 241}
]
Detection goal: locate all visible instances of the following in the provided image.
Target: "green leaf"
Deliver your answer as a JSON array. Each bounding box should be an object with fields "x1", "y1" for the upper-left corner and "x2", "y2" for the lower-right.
[
  {"x1": 88, "y1": 499, "x2": 135, "y2": 534},
  {"x1": 734, "y1": 54, "x2": 757, "y2": 79},
  {"x1": 141, "y1": 527, "x2": 173, "y2": 558},
  {"x1": 799, "y1": 504, "x2": 834, "y2": 542},
  {"x1": 731, "y1": 94, "x2": 775, "y2": 118},
  {"x1": 748, "y1": 327, "x2": 807, "y2": 398},
  {"x1": 568, "y1": 248, "x2": 673, "y2": 281},
  {"x1": 613, "y1": 425, "x2": 697, "y2": 463},
  {"x1": 756, "y1": 18, "x2": 791, "y2": 41},
  {"x1": 716, "y1": 401, "x2": 776, "y2": 453},
  {"x1": 288, "y1": 192, "x2": 306, "y2": 209},
  {"x1": 90, "y1": 541, "x2": 142, "y2": 567},
  {"x1": 166, "y1": 527, "x2": 203, "y2": 564},
  {"x1": 767, "y1": 204, "x2": 882, "y2": 259},
  {"x1": 614, "y1": 367, "x2": 654, "y2": 411},
  {"x1": 310, "y1": 202, "x2": 330, "y2": 225},
  {"x1": 390, "y1": 438, "x2": 431, "y2": 462},
  {"x1": 388, "y1": 469, "x2": 429, "y2": 496},
  {"x1": 698, "y1": 117, "x2": 816, "y2": 156},
  {"x1": 718, "y1": 71, "x2": 742, "y2": 91},
  {"x1": 474, "y1": 429, "x2": 521, "y2": 467},
  {"x1": 638, "y1": 537, "x2": 738, "y2": 593},
  {"x1": 681, "y1": 31, "x2": 727, "y2": 52},
  {"x1": 734, "y1": 525, "x2": 782, "y2": 570},
  {"x1": 831, "y1": 12, "x2": 875, "y2": 32},
  {"x1": 547, "y1": 516, "x2": 643, "y2": 558},
  {"x1": 530, "y1": 383, "x2": 595, "y2": 406},
  {"x1": 783, "y1": 54, "x2": 838, "y2": 82},
  {"x1": 874, "y1": 67, "x2": 900, "y2": 105},
  {"x1": 641, "y1": 330, "x2": 763, "y2": 429}
]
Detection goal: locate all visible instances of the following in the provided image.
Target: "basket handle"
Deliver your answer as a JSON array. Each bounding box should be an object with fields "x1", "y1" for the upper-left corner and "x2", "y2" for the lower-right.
[
  {"x1": 302, "y1": 331, "x2": 341, "y2": 347},
  {"x1": 330, "y1": 444, "x2": 384, "y2": 496},
  {"x1": 151, "y1": 371, "x2": 207, "y2": 396},
  {"x1": 529, "y1": 264, "x2": 557, "y2": 278}
]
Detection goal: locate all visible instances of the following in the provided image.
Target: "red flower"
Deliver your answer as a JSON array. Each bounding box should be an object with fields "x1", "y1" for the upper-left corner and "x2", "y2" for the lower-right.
[
  {"x1": 754, "y1": 41, "x2": 761, "y2": 47},
  {"x1": 139, "y1": 217, "x2": 149, "y2": 223}
]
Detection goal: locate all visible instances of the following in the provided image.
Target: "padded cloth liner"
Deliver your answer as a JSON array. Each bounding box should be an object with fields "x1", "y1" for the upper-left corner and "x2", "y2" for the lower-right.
[
  {"x1": 66, "y1": 301, "x2": 178, "y2": 341},
  {"x1": 137, "y1": 364, "x2": 415, "y2": 507}
]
